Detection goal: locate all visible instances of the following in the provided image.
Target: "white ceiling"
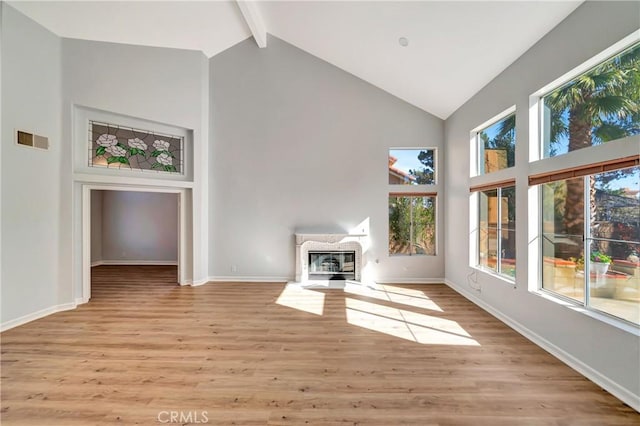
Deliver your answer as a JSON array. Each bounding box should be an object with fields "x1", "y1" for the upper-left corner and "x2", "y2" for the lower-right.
[{"x1": 8, "y1": 1, "x2": 583, "y2": 119}]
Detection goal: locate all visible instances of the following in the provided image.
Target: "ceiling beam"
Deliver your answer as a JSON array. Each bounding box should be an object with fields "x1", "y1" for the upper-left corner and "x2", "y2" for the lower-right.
[{"x1": 236, "y1": 1, "x2": 267, "y2": 48}]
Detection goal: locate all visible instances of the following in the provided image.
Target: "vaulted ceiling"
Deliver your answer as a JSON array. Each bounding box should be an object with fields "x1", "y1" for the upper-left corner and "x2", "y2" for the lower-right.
[{"x1": 9, "y1": 1, "x2": 583, "y2": 119}]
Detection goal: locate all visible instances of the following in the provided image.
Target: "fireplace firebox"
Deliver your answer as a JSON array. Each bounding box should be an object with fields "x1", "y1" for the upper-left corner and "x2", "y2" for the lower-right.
[{"x1": 308, "y1": 251, "x2": 356, "y2": 280}]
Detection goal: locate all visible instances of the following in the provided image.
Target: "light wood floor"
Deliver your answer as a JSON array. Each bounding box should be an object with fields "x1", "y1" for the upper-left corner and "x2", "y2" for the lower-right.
[{"x1": 1, "y1": 265, "x2": 638, "y2": 425}]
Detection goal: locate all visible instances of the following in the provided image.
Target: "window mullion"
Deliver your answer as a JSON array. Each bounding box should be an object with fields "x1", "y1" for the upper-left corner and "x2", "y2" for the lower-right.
[
  {"x1": 497, "y1": 188, "x2": 503, "y2": 274},
  {"x1": 409, "y1": 199, "x2": 415, "y2": 255},
  {"x1": 583, "y1": 175, "x2": 591, "y2": 309}
]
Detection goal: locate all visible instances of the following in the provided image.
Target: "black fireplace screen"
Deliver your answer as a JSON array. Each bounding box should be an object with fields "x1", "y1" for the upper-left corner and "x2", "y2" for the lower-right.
[{"x1": 308, "y1": 251, "x2": 356, "y2": 280}]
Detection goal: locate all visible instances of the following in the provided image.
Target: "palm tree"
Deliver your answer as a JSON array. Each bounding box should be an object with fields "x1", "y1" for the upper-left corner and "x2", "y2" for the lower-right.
[{"x1": 544, "y1": 43, "x2": 640, "y2": 252}]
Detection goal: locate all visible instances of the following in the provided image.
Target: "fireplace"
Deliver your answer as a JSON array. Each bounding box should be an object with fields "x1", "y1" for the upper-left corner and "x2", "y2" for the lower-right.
[
  {"x1": 308, "y1": 251, "x2": 356, "y2": 280},
  {"x1": 294, "y1": 232, "x2": 366, "y2": 285}
]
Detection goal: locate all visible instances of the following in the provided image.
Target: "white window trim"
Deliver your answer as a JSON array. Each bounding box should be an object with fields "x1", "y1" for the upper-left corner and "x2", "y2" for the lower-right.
[
  {"x1": 528, "y1": 30, "x2": 640, "y2": 163},
  {"x1": 388, "y1": 194, "x2": 437, "y2": 257},
  {"x1": 470, "y1": 106, "x2": 516, "y2": 178},
  {"x1": 388, "y1": 147, "x2": 439, "y2": 188},
  {"x1": 526, "y1": 31, "x2": 640, "y2": 327},
  {"x1": 473, "y1": 186, "x2": 516, "y2": 283}
]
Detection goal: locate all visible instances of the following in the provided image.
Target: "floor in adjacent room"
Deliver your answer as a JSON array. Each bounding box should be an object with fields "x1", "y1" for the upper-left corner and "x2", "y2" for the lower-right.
[{"x1": 1, "y1": 265, "x2": 638, "y2": 425}]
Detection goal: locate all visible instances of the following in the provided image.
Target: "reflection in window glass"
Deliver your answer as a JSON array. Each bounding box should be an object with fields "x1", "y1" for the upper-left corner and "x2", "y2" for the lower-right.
[
  {"x1": 389, "y1": 195, "x2": 436, "y2": 255},
  {"x1": 389, "y1": 149, "x2": 435, "y2": 185},
  {"x1": 541, "y1": 178, "x2": 585, "y2": 303},
  {"x1": 541, "y1": 42, "x2": 639, "y2": 158},
  {"x1": 479, "y1": 189, "x2": 498, "y2": 272},
  {"x1": 478, "y1": 186, "x2": 516, "y2": 278},
  {"x1": 477, "y1": 114, "x2": 515, "y2": 175},
  {"x1": 540, "y1": 166, "x2": 639, "y2": 324}
]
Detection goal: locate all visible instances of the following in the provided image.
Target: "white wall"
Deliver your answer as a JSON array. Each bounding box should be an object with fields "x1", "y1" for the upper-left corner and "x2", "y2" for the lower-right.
[
  {"x1": 98, "y1": 191, "x2": 178, "y2": 263},
  {"x1": 1, "y1": 4, "x2": 63, "y2": 324},
  {"x1": 91, "y1": 190, "x2": 102, "y2": 263},
  {"x1": 444, "y1": 1, "x2": 640, "y2": 408},
  {"x1": 209, "y1": 35, "x2": 444, "y2": 281},
  {"x1": 62, "y1": 37, "x2": 210, "y2": 291}
]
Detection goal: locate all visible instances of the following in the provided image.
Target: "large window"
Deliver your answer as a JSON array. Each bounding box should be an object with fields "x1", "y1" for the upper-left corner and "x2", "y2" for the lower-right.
[
  {"x1": 534, "y1": 38, "x2": 640, "y2": 325},
  {"x1": 476, "y1": 113, "x2": 515, "y2": 175},
  {"x1": 471, "y1": 108, "x2": 517, "y2": 281},
  {"x1": 389, "y1": 194, "x2": 436, "y2": 256},
  {"x1": 478, "y1": 186, "x2": 516, "y2": 279},
  {"x1": 541, "y1": 42, "x2": 639, "y2": 158},
  {"x1": 540, "y1": 166, "x2": 639, "y2": 324}
]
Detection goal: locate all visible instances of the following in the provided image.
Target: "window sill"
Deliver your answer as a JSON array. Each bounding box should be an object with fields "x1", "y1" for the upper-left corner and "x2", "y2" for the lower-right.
[
  {"x1": 533, "y1": 290, "x2": 640, "y2": 336},
  {"x1": 389, "y1": 253, "x2": 436, "y2": 257},
  {"x1": 474, "y1": 266, "x2": 516, "y2": 286}
]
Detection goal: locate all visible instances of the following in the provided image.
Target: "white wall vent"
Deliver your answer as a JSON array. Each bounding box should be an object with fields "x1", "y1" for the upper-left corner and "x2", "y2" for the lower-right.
[{"x1": 16, "y1": 130, "x2": 49, "y2": 150}]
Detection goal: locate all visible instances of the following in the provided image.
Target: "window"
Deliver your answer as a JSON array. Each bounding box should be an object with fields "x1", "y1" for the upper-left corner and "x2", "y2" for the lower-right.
[
  {"x1": 476, "y1": 113, "x2": 515, "y2": 175},
  {"x1": 389, "y1": 149, "x2": 436, "y2": 185},
  {"x1": 389, "y1": 194, "x2": 436, "y2": 256},
  {"x1": 533, "y1": 38, "x2": 640, "y2": 325},
  {"x1": 477, "y1": 186, "x2": 516, "y2": 279},
  {"x1": 540, "y1": 166, "x2": 639, "y2": 324},
  {"x1": 90, "y1": 120, "x2": 184, "y2": 174},
  {"x1": 541, "y1": 42, "x2": 639, "y2": 158}
]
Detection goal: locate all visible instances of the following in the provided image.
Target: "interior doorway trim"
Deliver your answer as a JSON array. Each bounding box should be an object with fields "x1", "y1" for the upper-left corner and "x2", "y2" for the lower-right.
[{"x1": 81, "y1": 184, "x2": 187, "y2": 303}]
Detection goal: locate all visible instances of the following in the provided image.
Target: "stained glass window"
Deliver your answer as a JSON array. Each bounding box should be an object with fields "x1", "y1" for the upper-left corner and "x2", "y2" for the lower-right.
[{"x1": 89, "y1": 121, "x2": 183, "y2": 174}]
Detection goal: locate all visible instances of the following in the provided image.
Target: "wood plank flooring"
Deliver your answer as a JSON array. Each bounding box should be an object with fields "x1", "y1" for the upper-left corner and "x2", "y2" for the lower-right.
[{"x1": 1, "y1": 265, "x2": 638, "y2": 425}]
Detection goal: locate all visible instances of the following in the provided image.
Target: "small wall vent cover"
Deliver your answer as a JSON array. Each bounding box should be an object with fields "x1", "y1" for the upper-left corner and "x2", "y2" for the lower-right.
[{"x1": 17, "y1": 130, "x2": 49, "y2": 150}]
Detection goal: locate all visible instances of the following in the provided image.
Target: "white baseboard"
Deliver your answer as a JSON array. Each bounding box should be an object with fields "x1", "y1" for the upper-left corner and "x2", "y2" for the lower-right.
[
  {"x1": 91, "y1": 260, "x2": 178, "y2": 266},
  {"x1": 183, "y1": 278, "x2": 210, "y2": 287},
  {"x1": 1, "y1": 302, "x2": 77, "y2": 332},
  {"x1": 444, "y1": 278, "x2": 640, "y2": 412},
  {"x1": 200, "y1": 277, "x2": 444, "y2": 285},
  {"x1": 375, "y1": 278, "x2": 445, "y2": 284},
  {"x1": 208, "y1": 276, "x2": 290, "y2": 283}
]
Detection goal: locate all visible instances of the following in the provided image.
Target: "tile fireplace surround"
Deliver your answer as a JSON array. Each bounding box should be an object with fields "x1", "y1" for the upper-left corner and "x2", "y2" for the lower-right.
[{"x1": 294, "y1": 232, "x2": 367, "y2": 288}]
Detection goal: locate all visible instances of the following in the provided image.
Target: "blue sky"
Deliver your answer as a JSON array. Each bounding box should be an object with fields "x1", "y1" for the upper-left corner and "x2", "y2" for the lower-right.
[{"x1": 389, "y1": 149, "x2": 431, "y2": 175}]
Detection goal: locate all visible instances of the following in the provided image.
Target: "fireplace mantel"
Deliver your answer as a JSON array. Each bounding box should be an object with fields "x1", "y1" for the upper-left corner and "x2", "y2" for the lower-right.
[{"x1": 294, "y1": 232, "x2": 367, "y2": 284}]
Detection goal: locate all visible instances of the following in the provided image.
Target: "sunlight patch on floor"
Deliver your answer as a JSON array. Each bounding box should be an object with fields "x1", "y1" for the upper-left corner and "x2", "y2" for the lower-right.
[
  {"x1": 276, "y1": 284, "x2": 325, "y2": 316},
  {"x1": 344, "y1": 283, "x2": 443, "y2": 312},
  {"x1": 345, "y1": 298, "x2": 479, "y2": 346}
]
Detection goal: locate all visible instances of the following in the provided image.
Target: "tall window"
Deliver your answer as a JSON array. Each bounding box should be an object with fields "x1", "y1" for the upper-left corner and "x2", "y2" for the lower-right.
[
  {"x1": 389, "y1": 194, "x2": 436, "y2": 256},
  {"x1": 476, "y1": 113, "x2": 515, "y2": 175},
  {"x1": 478, "y1": 186, "x2": 516, "y2": 278},
  {"x1": 388, "y1": 148, "x2": 437, "y2": 256},
  {"x1": 471, "y1": 107, "x2": 517, "y2": 281},
  {"x1": 534, "y1": 39, "x2": 640, "y2": 325}
]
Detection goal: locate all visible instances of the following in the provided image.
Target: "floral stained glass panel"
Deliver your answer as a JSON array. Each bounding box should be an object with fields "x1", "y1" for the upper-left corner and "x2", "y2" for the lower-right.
[{"x1": 89, "y1": 121, "x2": 183, "y2": 174}]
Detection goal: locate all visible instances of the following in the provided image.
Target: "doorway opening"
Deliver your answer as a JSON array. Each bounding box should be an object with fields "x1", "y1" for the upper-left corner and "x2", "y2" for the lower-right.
[{"x1": 82, "y1": 186, "x2": 186, "y2": 302}]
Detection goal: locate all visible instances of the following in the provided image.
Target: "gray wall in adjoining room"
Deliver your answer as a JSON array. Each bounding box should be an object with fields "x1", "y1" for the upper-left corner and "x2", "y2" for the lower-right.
[
  {"x1": 100, "y1": 191, "x2": 179, "y2": 263},
  {"x1": 91, "y1": 190, "x2": 103, "y2": 263},
  {"x1": 209, "y1": 35, "x2": 444, "y2": 281},
  {"x1": 444, "y1": 1, "x2": 640, "y2": 403}
]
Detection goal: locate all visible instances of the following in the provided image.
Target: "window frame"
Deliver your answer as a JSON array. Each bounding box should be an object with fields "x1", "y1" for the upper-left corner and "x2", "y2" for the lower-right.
[
  {"x1": 529, "y1": 31, "x2": 640, "y2": 164},
  {"x1": 388, "y1": 147, "x2": 438, "y2": 186},
  {"x1": 387, "y1": 146, "x2": 440, "y2": 259},
  {"x1": 469, "y1": 106, "x2": 518, "y2": 284},
  {"x1": 473, "y1": 183, "x2": 516, "y2": 282},
  {"x1": 528, "y1": 32, "x2": 640, "y2": 328},
  {"x1": 536, "y1": 167, "x2": 640, "y2": 326},
  {"x1": 388, "y1": 192, "x2": 437, "y2": 257},
  {"x1": 471, "y1": 107, "x2": 516, "y2": 177}
]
